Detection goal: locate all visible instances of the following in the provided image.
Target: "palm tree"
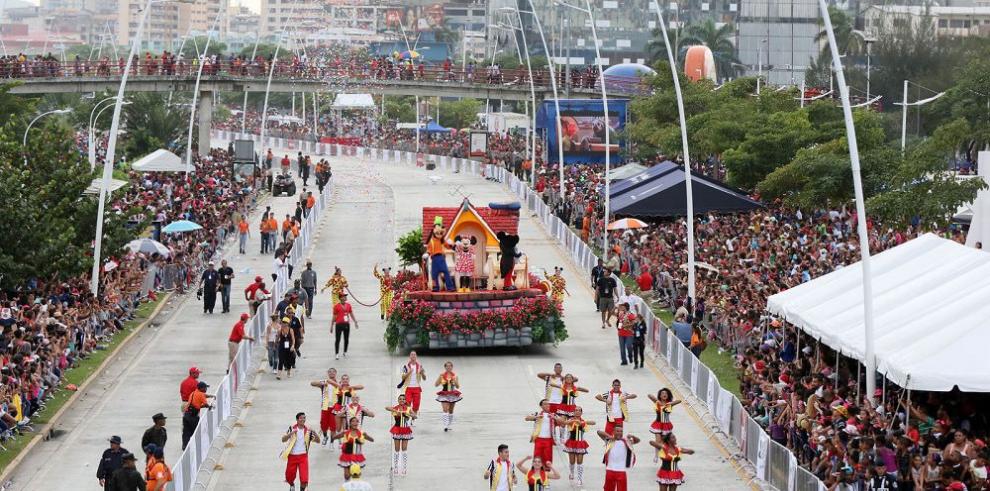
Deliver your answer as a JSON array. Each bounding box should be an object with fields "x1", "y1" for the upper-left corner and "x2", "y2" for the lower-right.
[
  {"x1": 814, "y1": 6, "x2": 862, "y2": 61},
  {"x1": 646, "y1": 26, "x2": 686, "y2": 66},
  {"x1": 679, "y1": 19, "x2": 741, "y2": 80}
]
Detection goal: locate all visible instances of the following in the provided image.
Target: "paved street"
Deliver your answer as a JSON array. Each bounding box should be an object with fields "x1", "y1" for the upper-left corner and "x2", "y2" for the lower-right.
[
  {"x1": 5, "y1": 175, "x2": 317, "y2": 490},
  {"x1": 207, "y1": 154, "x2": 752, "y2": 491}
]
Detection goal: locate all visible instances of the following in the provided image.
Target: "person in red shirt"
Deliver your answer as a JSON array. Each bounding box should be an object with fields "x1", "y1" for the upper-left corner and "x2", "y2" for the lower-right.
[
  {"x1": 244, "y1": 276, "x2": 270, "y2": 315},
  {"x1": 616, "y1": 306, "x2": 635, "y2": 367},
  {"x1": 636, "y1": 269, "x2": 653, "y2": 293},
  {"x1": 228, "y1": 313, "x2": 256, "y2": 367},
  {"x1": 179, "y1": 367, "x2": 201, "y2": 404},
  {"x1": 331, "y1": 293, "x2": 359, "y2": 360}
]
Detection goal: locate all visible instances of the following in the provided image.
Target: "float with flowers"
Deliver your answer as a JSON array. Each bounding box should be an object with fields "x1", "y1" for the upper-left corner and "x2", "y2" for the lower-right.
[{"x1": 383, "y1": 199, "x2": 568, "y2": 352}]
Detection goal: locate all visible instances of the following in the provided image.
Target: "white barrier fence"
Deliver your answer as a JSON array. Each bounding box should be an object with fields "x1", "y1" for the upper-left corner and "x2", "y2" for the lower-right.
[
  {"x1": 168, "y1": 173, "x2": 333, "y2": 491},
  {"x1": 211, "y1": 130, "x2": 825, "y2": 491}
]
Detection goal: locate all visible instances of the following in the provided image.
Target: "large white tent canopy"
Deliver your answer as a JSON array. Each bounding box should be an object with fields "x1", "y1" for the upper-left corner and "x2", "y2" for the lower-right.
[
  {"x1": 332, "y1": 93, "x2": 375, "y2": 110},
  {"x1": 131, "y1": 149, "x2": 184, "y2": 173},
  {"x1": 766, "y1": 233, "x2": 990, "y2": 392}
]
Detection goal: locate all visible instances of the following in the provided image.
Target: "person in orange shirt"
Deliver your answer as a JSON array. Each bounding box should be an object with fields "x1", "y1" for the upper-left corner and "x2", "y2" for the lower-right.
[
  {"x1": 182, "y1": 381, "x2": 213, "y2": 450},
  {"x1": 282, "y1": 215, "x2": 292, "y2": 241},
  {"x1": 237, "y1": 217, "x2": 250, "y2": 254},
  {"x1": 305, "y1": 191, "x2": 316, "y2": 217},
  {"x1": 260, "y1": 212, "x2": 272, "y2": 254},
  {"x1": 290, "y1": 220, "x2": 301, "y2": 239},
  {"x1": 145, "y1": 446, "x2": 171, "y2": 491}
]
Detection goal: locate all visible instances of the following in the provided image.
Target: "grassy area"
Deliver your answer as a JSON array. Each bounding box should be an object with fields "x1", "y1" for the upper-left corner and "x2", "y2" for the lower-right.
[
  {"x1": 0, "y1": 296, "x2": 165, "y2": 474},
  {"x1": 619, "y1": 276, "x2": 742, "y2": 398}
]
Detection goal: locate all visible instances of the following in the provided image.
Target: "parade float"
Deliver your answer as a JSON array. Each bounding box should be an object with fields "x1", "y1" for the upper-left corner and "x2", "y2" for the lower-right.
[{"x1": 384, "y1": 199, "x2": 568, "y2": 352}]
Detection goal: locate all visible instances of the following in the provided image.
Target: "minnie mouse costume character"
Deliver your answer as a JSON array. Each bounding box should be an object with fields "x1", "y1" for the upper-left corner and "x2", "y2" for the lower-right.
[
  {"x1": 453, "y1": 235, "x2": 477, "y2": 292},
  {"x1": 496, "y1": 231, "x2": 521, "y2": 291}
]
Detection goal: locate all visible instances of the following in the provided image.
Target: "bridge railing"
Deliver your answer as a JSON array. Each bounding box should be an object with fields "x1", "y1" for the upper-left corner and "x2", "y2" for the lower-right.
[{"x1": 0, "y1": 60, "x2": 649, "y2": 95}]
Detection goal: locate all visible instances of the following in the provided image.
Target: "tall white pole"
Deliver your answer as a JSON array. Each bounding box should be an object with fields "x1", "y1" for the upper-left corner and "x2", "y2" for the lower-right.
[
  {"x1": 584, "y1": 0, "x2": 611, "y2": 258},
  {"x1": 818, "y1": 0, "x2": 877, "y2": 404},
  {"x1": 313, "y1": 92, "x2": 318, "y2": 136},
  {"x1": 756, "y1": 44, "x2": 762, "y2": 95},
  {"x1": 901, "y1": 79, "x2": 908, "y2": 152},
  {"x1": 800, "y1": 79, "x2": 806, "y2": 109},
  {"x1": 90, "y1": 0, "x2": 155, "y2": 295},
  {"x1": 510, "y1": 8, "x2": 538, "y2": 186},
  {"x1": 415, "y1": 96, "x2": 421, "y2": 153},
  {"x1": 185, "y1": 9, "x2": 223, "y2": 176},
  {"x1": 88, "y1": 96, "x2": 118, "y2": 171},
  {"x1": 525, "y1": 0, "x2": 566, "y2": 201},
  {"x1": 261, "y1": 30, "x2": 286, "y2": 194},
  {"x1": 651, "y1": 0, "x2": 696, "y2": 300},
  {"x1": 242, "y1": 34, "x2": 261, "y2": 135}
]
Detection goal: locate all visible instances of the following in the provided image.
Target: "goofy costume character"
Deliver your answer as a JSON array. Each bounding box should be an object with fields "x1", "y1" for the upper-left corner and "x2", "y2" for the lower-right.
[{"x1": 425, "y1": 216, "x2": 456, "y2": 292}]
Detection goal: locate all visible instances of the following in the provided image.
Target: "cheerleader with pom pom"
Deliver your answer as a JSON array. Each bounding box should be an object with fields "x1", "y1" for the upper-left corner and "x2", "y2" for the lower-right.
[{"x1": 434, "y1": 361, "x2": 462, "y2": 431}]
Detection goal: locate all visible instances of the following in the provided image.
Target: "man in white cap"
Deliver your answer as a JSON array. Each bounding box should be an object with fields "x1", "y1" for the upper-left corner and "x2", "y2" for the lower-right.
[
  {"x1": 340, "y1": 464, "x2": 373, "y2": 490},
  {"x1": 199, "y1": 261, "x2": 220, "y2": 314}
]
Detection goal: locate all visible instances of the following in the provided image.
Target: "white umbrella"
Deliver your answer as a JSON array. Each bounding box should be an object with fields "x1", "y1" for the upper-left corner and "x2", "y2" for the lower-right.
[
  {"x1": 680, "y1": 262, "x2": 719, "y2": 273},
  {"x1": 126, "y1": 238, "x2": 170, "y2": 257}
]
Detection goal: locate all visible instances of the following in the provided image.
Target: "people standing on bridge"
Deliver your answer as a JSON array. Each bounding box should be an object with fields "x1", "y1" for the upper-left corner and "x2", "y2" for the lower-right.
[
  {"x1": 515, "y1": 455, "x2": 560, "y2": 490},
  {"x1": 218, "y1": 259, "x2": 235, "y2": 313},
  {"x1": 526, "y1": 398, "x2": 559, "y2": 468},
  {"x1": 300, "y1": 261, "x2": 317, "y2": 318},
  {"x1": 228, "y1": 313, "x2": 256, "y2": 366},
  {"x1": 385, "y1": 393, "x2": 417, "y2": 476},
  {"x1": 322, "y1": 267, "x2": 348, "y2": 309},
  {"x1": 331, "y1": 293, "x2": 358, "y2": 360},
  {"x1": 310, "y1": 368, "x2": 339, "y2": 446},
  {"x1": 598, "y1": 424, "x2": 641, "y2": 491},
  {"x1": 97, "y1": 435, "x2": 130, "y2": 490},
  {"x1": 651, "y1": 432, "x2": 694, "y2": 491},
  {"x1": 484, "y1": 444, "x2": 516, "y2": 491},
  {"x1": 398, "y1": 351, "x2": 426, "y2": 414},
  {"x1": 106, "y1": 452, "x2": 144, "y2": 491},
  {"x1": 335, "y1": 416, "x2": 374, "y2": 481},
  {"x1": 561, "y1": 406, "x2": 595, "y2": 486},
  {"x1": 435, "y1": 361, "x2": 462, "y2": 432},
  {"x1": 281, "y1": 412, "x2": 320, "y2": 491},
  {"x1": 596, "y1": 379, "x2": 637, "y2": 435},
  {"x1": 141, "y1": 413, "x2": 167, "y2": 453},
  {"x1": 198, "y1": 261, "x2": 220, "y2": 314},
  {"x1": 372, "y1": 264, "x2": 394, "y2": 320},
  {"x1": 182, "y1": 381, "x2": 213, "y2": 449}
]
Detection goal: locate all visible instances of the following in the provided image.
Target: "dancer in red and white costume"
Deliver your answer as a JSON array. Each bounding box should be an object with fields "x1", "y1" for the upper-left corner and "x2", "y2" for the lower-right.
[
  {"x1": 344, "y1": 394, "x2": 375, "y2": 429},
  {"x1": 559, "y1": 406, "x2": 595, "y2": 486},
  {"x1": 536, "y1": 363, "x2": 577, "y2": 443},
  {"x1": 548, "y1": 373, "x2": 588, "y2": 419},
  {"x1": 385, "y1": 393, "x2": 417, "y2": 476},
  {"x1": 595, "y1": 379, "x2": 637, "y2": 434},
  {"x1": 333, "y1": 416, "x2": 373, "y2": 481},
  {"x1": 308, "y1": 368, "x2": 338, "y2": 447},
  {"x1": 331, "y1": 374, "x2": 364, "y2": 432},
  {"x1": 650, "y1": 433, "x2": 695, "y2": 490},
  {"x1": 280, "y1": 412, "x2": 321, "y2": 491},
  {"x1": 484, "y1": 444, "x2": 516, "y2": 491},
  {"x1": 398, "y1": 351, "x2": 427, "y2": 414},
  {"x1": 524, "y1": 399, "x2": 557, "y2": 466},
  {"x1": 648, "y1": 388, "x2": 681, "y2": 461},
  {"x1": 514, "y1": 455, "x2": 560, "y2": 490},
  {"x1": 434, "y1": 361, "x2": 462, "y2": 432},
  {"x1": 597, "y1": 424, "x2": 641, "y2": 491}
]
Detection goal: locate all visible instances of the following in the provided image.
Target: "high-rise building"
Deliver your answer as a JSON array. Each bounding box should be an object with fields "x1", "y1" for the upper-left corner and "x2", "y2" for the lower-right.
[
  {"x1": 736, "y1": 0, "x2": 818, "y2": 85},
  {"x1": 259, "y1": 0, "x2": 328, "y2": 36},
  {"x1": 116, "y1": 0, "x2": 227, "y2": 52}
]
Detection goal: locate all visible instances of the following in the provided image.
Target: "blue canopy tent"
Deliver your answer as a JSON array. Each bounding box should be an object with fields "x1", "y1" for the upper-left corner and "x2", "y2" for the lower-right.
[
  {"x1": 424, "y1": 120, "x2": 451, "y2": 133},
  {"x1": 610, "y1": 164, "x2": 763, "y2": 217}
]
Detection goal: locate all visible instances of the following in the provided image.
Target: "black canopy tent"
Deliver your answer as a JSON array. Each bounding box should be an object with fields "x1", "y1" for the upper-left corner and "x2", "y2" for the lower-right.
[
  {"x1": 609, "y1": 160, "x2": 678, "y2": 197},
  {"x1": 610, "y1": 164, "x2": 763, "y2": 217}
]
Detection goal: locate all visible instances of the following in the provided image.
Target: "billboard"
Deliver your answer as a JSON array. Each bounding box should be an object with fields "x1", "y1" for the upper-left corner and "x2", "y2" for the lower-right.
[
  {"x1": 538, "y1": 99, "x2": 628, "y2": 165},
  {"x1": 382, "y1": 4, "x2": 445, "y2": 32}
]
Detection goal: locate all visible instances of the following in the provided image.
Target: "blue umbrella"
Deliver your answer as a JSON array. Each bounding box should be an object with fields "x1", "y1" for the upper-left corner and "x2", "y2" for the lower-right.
[{"x1": 162, "y1": 220, "x2": 203, "y2": 234}]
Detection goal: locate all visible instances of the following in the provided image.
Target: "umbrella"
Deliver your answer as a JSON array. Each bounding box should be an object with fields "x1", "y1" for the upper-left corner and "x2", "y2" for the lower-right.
[
  {"x1": 125, "y1": 238, "x2": 170, "y2": 256},
  {"x1": 162, "y1": 220, "x2": 203, "y2": 234},
  {"x1": 400, "y1": 50, "x2": 421, "y2": 59},
  {"x1": 680, "y1": 262, "x2": 719, "y2": 273},
  {"x1": 606, "y1": 218, "x2": 649, "y2": 230},
  {"x1": 103, "y1": 260, "x2": 119, "y2": 272}
]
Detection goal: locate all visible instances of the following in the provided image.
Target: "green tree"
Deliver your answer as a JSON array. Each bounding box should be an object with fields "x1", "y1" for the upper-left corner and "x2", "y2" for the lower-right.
[
  {"x1": 383, "y1": 96, "x2": 416, "y2": 123},
  {"x1": 721, "y1": 110, "x2": 817, "y2": 189},
  {"x1": 0, "y1": 119, "x2": 138, "y2": 287},
  {"x1": 439, "y1": 98, "x2": 481, "y2": 129},
  {"x1": 123, "y1": 93, "x2": 186, "y2": 159},
  {"x1": 396, "y1": 228, "x2": 425, "y2": 268},
  {"x1": 178, "y1": 37, "x2": 228, "y2": 58},
  {"x1": 679, "y1": 19, "x2": 741, "y2": 80}
]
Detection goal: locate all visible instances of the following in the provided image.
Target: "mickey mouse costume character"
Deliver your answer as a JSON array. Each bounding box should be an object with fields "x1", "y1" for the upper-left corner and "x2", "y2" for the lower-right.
[
  {"x1": 424, "y1": 217, "x2": 456, "y2": 292},
  {"x1": 496, "y1": 231, "x2": 521, "y2": 291}
]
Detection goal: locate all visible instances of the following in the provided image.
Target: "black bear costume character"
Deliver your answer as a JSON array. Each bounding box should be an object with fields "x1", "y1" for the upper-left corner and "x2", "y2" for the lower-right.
[{"x1": 496, "y1": 231, "x2": 521, "y2": 291}]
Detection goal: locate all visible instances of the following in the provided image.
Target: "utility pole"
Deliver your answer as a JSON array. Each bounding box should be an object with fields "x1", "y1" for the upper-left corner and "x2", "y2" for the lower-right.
[{"x1": 564, "y1": 17, "x2": 571, "y2": 98}]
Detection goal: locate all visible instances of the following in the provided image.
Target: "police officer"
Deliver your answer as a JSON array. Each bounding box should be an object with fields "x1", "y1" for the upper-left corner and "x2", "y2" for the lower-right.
[
  {"x1": 199, "y1": 261, "x2": 220, "y2": 314},
  {"x1": 867, "y1": 459, "x2": 897, "y2": 490},
  {"x1": 97, "y1": 435, "x2": 130, "y2": 490},
  {"x1": 107, "y1": 453, "x2": 145, "y2": 491}
]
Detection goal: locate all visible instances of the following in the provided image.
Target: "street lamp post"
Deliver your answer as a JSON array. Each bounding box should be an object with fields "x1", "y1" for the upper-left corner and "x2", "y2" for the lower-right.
[
  {"x1": 817, "y1": 0, "x2": 878, "y2": 403},
  {"x1": 850, "y1": 30, "x2": 876, "y2": 100},
  {"x1": 91, "y1": 0, "x2": 192, "y2": 295},
  {"x1": 556, "y1": 0, "x2": 611, "y2": 257},
  {"x1": 88, "y1": 96, "x2": 119, "y2": 171},
  {"x1": 23, "y1": 108, "x2": 73, "y2": 167},
  {"x1": 649, "y1": 0, "x2": 697, "y2": 300},
  {"x1": 184, "y1": 9, "x2": 224, "y2": 176},
  {"x1": 894, "y1": 80, "x2": 946, "y2": 152},
  {"x1": 90, "y1": 101, "x2": 131, "y2": 171}
]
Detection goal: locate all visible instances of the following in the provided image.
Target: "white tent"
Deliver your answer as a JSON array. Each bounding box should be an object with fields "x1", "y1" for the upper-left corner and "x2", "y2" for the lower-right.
[
  {"x1": 607, "y1": 163, "x2": 647, "y2": 181},
  {"x1": 767, "y1": 233, "x2": 990, "y2": 392},
  {"x1": 966, "y1": 151, "x2": 990, "y2": 247},
  {"x1": 332, "y1": 93, "x2": 375, "y2": 110},
  {"x1": 131, "y1": 149, "x2": 184, "y2": 173},
  {"x1": 84, "y1": 178, "x2": 127, "y2": 195}
]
